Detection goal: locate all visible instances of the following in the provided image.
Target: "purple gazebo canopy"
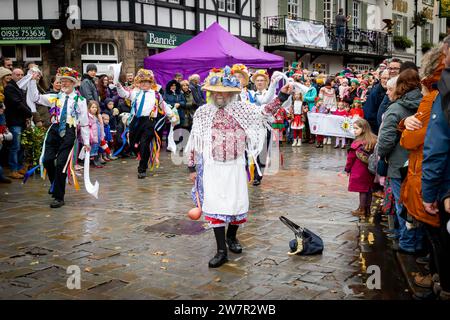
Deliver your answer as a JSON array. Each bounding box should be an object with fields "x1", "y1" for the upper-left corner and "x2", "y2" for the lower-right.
[{"x1": 144, "y1": 22, "x2": 284, "y2": 87}]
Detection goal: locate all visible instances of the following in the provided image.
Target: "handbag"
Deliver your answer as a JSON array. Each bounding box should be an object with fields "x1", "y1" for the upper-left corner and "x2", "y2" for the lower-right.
[
  {"x1": 368, "y1": 144, "x2": 378, "y2": 175},
  {"x1": 279, "y1": 216, "x2": 324, "y2": 255}
]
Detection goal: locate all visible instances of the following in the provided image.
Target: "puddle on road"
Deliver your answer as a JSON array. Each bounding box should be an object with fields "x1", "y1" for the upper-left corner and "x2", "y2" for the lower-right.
[{"x1": 144, "y1": 218, "x2": 207, "y2": 236}]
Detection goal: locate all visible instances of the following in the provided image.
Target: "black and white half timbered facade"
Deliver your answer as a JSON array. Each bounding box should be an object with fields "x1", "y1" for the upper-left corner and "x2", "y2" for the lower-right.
[{"x1": 0, "y1": 0, "x2": 259, "y2": 82}]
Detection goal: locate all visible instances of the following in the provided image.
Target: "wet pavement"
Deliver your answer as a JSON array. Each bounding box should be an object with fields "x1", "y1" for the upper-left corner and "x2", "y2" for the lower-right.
[{"x1": 0, "y1": 144, "x2": 409, "y2": 299}]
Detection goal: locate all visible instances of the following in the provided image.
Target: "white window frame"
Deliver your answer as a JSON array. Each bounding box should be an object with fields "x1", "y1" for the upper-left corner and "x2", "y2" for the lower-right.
[
  {"x1": 217, "y1": 0, "x2": 226, "y2": 11},
  {"x1": 324, "y1": 0, "x2": 333, "y2": 25},
  {"x1": 81, "y1": 42, "x2": 118, "y2": 61},
  {"x1": 288, "y1": 0, "x2": 300, "y2": 18},
  {"x1": 0, "y1": 45, "x2": 17, "y2": 61},
  {"x1": 393, "y1": 15, "x2": 402, "y2": 36},
  {"x1": 423, "y1": 23, "x2": 432, "y2": 43},
  {"x1": 23, "y1": 45, "x2": 42, "y2": 62},
  {"x1": 227, "y1": 0, "x2": 236, "y2": 13},
  {"x1": 353, "y1": 0, "x2": 360, "y2": 28}
]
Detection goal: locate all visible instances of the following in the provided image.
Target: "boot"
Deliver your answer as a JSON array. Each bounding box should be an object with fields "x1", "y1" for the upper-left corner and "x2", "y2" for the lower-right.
[
  {"x1": 292, "y1": 139, "x2": 297, "y2": 147},
  {"x1": 351, "y1": 207, "x2": 366, "y2": 216},
  {"x1": 209, "y1": 226, "x2": 228, "y2": 268},
  {"x1": 296, "y1": 138, "x2": 301, "y2": 146},
  {"x1": 9, "y1": 171, "x2": 24, "y2": 179},
  {"x1": 138, "y1": 171, "x2": 147, "y2": 179},
  {"x1": 226, "y1": 224, "x2": 242, "y2": 254},
  {"x1": 18, "y1": 166, "x2": 28, "y2": 175},
  {"x1": 99, "y1": 154, "x2": 107, "y2": 164},
  {"x1": 93, "y1": 156, "x2": 104, "y2": 168},
  {"x1": 208, "y1": 250, "x2": 228, "y2": 268},
  {"x1": 108, "y1": 154, "x2": 118, "y2": 160},
  {"x1": 414, "y1": 273, "x2": 433, "y2": 288}
]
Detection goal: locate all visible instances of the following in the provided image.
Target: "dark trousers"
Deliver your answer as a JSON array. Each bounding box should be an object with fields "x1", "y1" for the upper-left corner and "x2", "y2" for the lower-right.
[
  {"x1": 43, "y1": 124, "x2": 76, "y2": 201},
  {"x1": 129, "y1": 116, "x2": 157, "y2": 173},
  {"x1": 437, "y1": 202, "x2": 450, "y2": 291}
]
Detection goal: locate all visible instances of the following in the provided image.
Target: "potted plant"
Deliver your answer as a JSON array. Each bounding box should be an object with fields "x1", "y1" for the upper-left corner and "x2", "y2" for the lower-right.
[
  {"x1": 421, "y1": 42, "x2": 433, "y2": 53},
  {"x1": 411, "y1": 11, "x2": 427, "y2": 29},
  {"x1": 393, "y1": 35, "x2": 413, "y2": 50}
]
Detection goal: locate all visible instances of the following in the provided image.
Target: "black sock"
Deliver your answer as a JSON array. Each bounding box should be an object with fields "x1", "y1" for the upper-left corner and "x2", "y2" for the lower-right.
[
  {"x1": 226, "y1": 224, "x2": 239, "y2": 240},
  {"x1": 213, "y1": 226, "x2": 227, "y2": 252}
]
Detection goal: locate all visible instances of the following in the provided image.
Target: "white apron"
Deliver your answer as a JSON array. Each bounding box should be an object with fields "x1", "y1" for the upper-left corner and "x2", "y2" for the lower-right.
[{"x1": 202, "y1": 156, "x2": 249, "y2": 216}]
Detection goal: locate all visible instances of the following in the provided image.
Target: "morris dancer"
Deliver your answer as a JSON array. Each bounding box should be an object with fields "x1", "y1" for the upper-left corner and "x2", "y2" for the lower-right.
[
  {"x1": 116, "y1": 69, "x2": 178, "y2": 179},
  {"x1": 186, "y1": 66, "x2": 292, "y2": 268},
  {"x1": 29, "y1": 67, "x2": 90, "y2": 208},
  {"x1": 247, "y1": 69, "x2": 278, "y2": 186}
]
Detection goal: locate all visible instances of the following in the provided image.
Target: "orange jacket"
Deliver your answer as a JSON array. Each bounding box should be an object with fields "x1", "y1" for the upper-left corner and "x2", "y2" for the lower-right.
[{"x1": 399, "y1": 89, "x2": 440, "y2": 227}]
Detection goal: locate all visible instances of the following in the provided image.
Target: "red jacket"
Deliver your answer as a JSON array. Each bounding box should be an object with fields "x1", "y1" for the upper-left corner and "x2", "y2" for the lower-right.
[{"x1": 333, "y1": 109, "x2": 349, "y2": 117}]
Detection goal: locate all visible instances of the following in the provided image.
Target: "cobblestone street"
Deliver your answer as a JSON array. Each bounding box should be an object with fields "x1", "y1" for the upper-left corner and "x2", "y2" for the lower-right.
[{"x1": 0, "y1": 145, "x2": 405, "y2": 299}]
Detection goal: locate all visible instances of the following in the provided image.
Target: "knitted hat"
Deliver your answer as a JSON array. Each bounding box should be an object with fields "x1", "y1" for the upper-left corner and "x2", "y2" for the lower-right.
[
  {"x1": 350, "y1": 78, "x2": 360, "y2": 85},
  {"x1": 134, "y1": 68, "x2": 154, "y2": 84},
  {"x1": 86, "y1": 64, "x2": 97, "y2": 72},
  {"x1": 0, "y1": 67, "x2": 12, "y2": 81},
  {"x1": 231, "y1": 64, "x2": 249, "y2": 86},
  {"x1": 104, "y1": 98, "x2": 114, "y2": 107},
  {"x1": 56, "y1": 67, "x2": 80, "y2": 83},
  {"x1": 202, "y1": 66, "x2": 241, "y2": 93},
  {"x1": 251, "y1": 69, "x2": 270, "y2": 84},
  {"x1": 353, "y1": 97, "x2": 362, "y2": 105}
]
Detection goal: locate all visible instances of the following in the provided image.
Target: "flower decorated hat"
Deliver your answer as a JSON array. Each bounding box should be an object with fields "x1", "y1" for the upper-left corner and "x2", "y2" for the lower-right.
[
  {"x1": 134, "y1": 68, "x2": 154, "y2": 84},
  {"x1": 202, "y1": 66, "x2": 242, "y2": 93},
  {"x1": 231, "y1": 64, "x2": 249, "y2": 86},
  {"x1": 251, "y1": 69, "x2": 270, "y2": 83},
  {"x1": 56, "y1": 67, "x2": 80, "y2": 83}
]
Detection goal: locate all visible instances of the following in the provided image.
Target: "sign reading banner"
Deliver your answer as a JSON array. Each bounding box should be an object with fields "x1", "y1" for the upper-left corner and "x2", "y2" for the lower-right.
[
  {"x1": 307, "y1": 113, "x2": 356, "y2": 139},
  {"x1": 147, "y1": 31, "x2": 192, "y2": 49},
  {"x1": 439, "y1": 0, "x2": 450, "y2": 18},
  {"x1": 0, "y1": 26, "x2": 50, "y2": 44},
  {"x1": 285, "y1": 19, "x2": 327, "y2": 48}
]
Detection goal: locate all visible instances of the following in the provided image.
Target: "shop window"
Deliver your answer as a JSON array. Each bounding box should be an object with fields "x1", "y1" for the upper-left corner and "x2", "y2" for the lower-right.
[
  {"x1": 81, "y1": 42, "x2": 117, "y2": 61},
  {"x1": 23, "y1": 45, "x2": 42, "y2": 61},
  {"x1": 0, "y1": 45, "x2": 17, "y2": 61}
]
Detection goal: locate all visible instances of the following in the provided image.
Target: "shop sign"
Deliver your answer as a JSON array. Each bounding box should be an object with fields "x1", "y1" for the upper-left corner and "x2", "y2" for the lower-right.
[
  {"x1": 0, "y1": 26, "x2": 50, "y2": 44},
  {"x1": 146, "y1": 31, "x2": 192, "y2": 49},
  {"x1": 392, "y1": 0, "x2": 408, "y2": 14}
]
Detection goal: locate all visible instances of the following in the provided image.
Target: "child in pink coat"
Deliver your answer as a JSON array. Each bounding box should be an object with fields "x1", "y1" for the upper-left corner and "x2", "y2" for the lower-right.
[{"x1": 344, "y1": 118, "x2": 377, "y2": 217}]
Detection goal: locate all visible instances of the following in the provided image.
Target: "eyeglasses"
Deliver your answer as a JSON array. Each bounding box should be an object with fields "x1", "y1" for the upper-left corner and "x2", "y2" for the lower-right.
[{"x1": 388, "y1": 67, "x2": 400, "y2": 71}]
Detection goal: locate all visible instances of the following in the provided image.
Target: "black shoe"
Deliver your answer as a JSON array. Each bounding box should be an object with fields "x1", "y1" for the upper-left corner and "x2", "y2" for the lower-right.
[
  {"x1": 412, "y1": 290, "x2": 437, "y2": 300},
  {"x1": 416, "y1": 255, "x2": 430, "y2": 265},
  {"x1": 253, "y1": 180, "x2": 261, "y2": 186},
  {"x1": 50, "y1": 199, "x2": 65, "y2": 208},
  {"x1": 208, "y1": 250, "x2": 228, "y2": 268},
  {"x1": 0, "y1": 177, "x2": 12, "y2": 183},
  {"x1": 226, "y1": 238, "x2": 242, "y2": 254},
  {"x1": 138, "y1": 172, "x2": 147, "y2": 179}
]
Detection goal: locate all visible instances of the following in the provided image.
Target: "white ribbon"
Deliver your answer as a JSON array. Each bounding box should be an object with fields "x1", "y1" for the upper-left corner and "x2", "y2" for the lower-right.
[
  {"x1": 79, "y1": 147, "x2": 99, "y2": 199},
  {"x1": 271, "y1": 71, "x2": 311, "y2": 95},
  {"x1": 166, "y1": 125, "x2": 177, "y2": 153}
]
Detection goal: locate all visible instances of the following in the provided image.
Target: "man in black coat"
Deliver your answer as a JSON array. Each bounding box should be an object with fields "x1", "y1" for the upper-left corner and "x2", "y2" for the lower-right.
[
  {"x1": 4, "y1": 68, "x2": 32, "y2": 179},
  {"x1": 363, "y1": 70, "x2": 389, "y2": 134}
]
